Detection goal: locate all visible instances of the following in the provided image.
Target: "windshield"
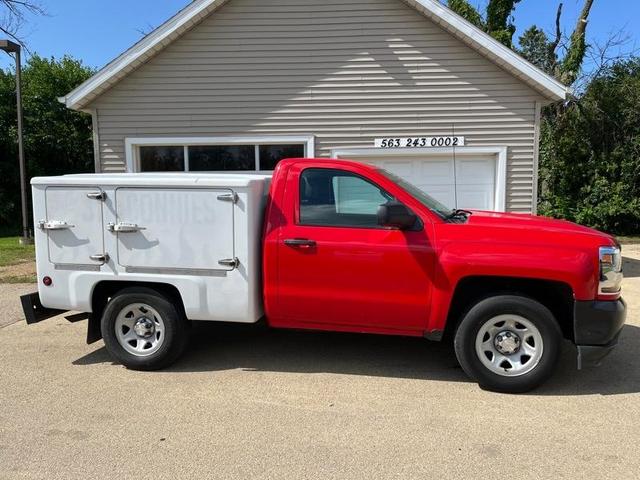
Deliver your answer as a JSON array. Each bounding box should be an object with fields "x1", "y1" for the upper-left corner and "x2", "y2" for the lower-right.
[{"x1": 377, "y1": 168, "x2": 452, "y2": 219}]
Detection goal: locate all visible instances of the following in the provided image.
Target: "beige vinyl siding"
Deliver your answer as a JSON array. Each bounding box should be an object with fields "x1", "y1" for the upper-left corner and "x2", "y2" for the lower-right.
[{"x1": 91, "y1": 0, "x2": 546, "y2": 212}]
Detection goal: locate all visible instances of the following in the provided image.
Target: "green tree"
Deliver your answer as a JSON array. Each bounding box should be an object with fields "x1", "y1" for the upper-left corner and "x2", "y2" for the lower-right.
[
  {"x1": 445, "y1": 0, "x2": 521, "y2": 48},
  {"x1": 447, "y1": 0, "x2": 485, "y2": 29},
  {"x1": 0, "y1": 55, "x2": 94, "y2": 232},
  {"x1": 445, "y1": 0, "x2": 595, "y2": 78},
  {"x1": 518, "y1": 26, "x2": 554, "y2": 72},
  {"x1": 538, "y1": 59, "x2": 640, "y2": 234},
  {"x1": 485, "y1": 0, "x2": 522, "y2": 47},
  {"x1": 516, "y1": 1, "x2": 595, "y2": 86}
]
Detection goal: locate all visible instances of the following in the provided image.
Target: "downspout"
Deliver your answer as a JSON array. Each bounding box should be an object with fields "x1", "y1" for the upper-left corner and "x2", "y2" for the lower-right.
[
  {"x1": 91, "y1": 108, "x2": 101, "y2": 173},
  {"x1": 531, "y1": 100, "x2": 542, "y2": 214}
]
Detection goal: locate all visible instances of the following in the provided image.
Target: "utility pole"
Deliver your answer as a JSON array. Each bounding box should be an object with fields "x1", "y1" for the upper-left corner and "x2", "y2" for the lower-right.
[{"x1": 1, "y1": 39, "x2": 32, "y2": 244}]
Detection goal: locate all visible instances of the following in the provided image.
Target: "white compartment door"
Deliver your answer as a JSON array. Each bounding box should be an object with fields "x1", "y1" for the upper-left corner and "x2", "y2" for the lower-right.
[
  {"x1": 115, "y1": 188, "x2": 235, "y2": 271},
  {"x1": 45, "y1": 186, "x2": 105, "y2": 266}
]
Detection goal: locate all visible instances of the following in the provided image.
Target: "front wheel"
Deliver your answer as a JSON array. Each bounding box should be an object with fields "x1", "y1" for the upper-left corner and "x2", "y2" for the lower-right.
[
  {"x1": 101, "y1": 287, "x2": 189, "y2": 370},
  {"x1": 454, "y1": 295, "x2": 562, "y2": 393}
]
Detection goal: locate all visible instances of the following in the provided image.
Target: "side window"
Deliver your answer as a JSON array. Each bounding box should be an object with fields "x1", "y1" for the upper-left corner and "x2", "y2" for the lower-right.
[{"x1": 299, "y1": 168, "x2": 392, "y2": 227}]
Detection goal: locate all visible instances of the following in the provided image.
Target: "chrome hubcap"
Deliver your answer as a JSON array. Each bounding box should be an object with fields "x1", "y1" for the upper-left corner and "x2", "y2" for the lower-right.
[
  {"x1": 494, "y1": 330, "x2": 521, "y2": 355},
  {"x1": 133, "y1": 317, "x2": 155, "y2": 338},
  {"x1": 115, "y1": 303, "x2": 165, "y2": 357},
  {"x1": 475, "y1": 315, "x2": 544, "y2": 377}
]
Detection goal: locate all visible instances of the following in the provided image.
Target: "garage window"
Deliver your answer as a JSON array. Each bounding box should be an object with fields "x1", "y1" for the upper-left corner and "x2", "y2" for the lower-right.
[
  {"x1": 189, "y1": 145, "x2": 256, "y2": 171},
  {"x1": 139, "y1": 146, "x2": 185, "y2": 172},
  {"x1": 259, "y1": 144, "x2": 305, "y2": 170},
  {"x1": 136, "y1": 142, "x2": 305, "y2": 172}
]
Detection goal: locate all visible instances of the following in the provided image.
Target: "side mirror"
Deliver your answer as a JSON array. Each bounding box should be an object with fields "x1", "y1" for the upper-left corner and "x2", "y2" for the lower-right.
[{"x1": 377, "y1": 201, "x2": 417, "y2": 230}]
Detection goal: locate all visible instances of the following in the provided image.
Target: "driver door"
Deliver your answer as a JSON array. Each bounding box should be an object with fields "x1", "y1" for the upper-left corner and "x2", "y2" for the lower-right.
[{"x1": 274, "y1": 165, "x2": 434, "y2": 333}]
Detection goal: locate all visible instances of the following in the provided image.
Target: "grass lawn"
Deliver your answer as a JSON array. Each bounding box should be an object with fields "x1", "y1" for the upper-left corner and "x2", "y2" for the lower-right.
[
  {"x1": 0, "y1": 237, "x2": 36, "y2": 283},
  {"x1": 0, "y1": 237, "x2": 35, "y2": 266}
]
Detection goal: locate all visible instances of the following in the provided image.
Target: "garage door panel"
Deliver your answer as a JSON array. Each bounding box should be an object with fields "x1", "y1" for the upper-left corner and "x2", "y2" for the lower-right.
[
  {"x1": 457, "y1": 186, "x2": 494, "y2": 210},
  {"x1": 422, "y1": 185, "x2": 456, "y2": 208},
  {"x1": 377, "y1": 160, "x2": 414, "y2": 178},
  {"x1": 421, "y1": 160, "x2": 454, "y2": 185},
  {"x1": 457, "y1": 158, "x2": 495, "y2": 185},
  {"x1": 355, "y1": 154, "x2": 497, "y2": 211}
]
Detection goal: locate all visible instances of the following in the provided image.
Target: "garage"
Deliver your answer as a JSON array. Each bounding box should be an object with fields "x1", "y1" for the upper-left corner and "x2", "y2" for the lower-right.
[
  {"x1": 61, "y1": 0, "x2": 568, "y2": 214},
  {"x1": 333, "y1": 147, "x2": 507, "y2": 212}
]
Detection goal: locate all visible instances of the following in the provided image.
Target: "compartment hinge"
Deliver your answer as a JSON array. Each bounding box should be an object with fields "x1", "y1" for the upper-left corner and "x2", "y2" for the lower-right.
[
  {"x1": 218, "y1": 257, "x2": 239, "y2": 269},
  {"x1": 217, "y1": 192, "x2": 238, "y2": 204}
]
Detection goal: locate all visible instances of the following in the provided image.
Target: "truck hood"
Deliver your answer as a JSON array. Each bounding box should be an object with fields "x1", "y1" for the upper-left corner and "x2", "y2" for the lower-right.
[{"x1": 465, "y1": 210, "x2": 616, "y2": 243}]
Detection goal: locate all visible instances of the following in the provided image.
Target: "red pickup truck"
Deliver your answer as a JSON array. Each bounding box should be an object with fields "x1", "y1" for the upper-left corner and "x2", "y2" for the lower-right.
[{"x1": 24, "y1": 158, "x2": 626, "y2": 393}]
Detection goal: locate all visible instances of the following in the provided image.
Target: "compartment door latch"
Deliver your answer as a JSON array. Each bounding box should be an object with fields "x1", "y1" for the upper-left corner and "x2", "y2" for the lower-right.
[
  {"x1": 107, "y1": 222, "x2": 146, "y2": 233},
  {"x1": 38, "y1": 220, "x2": 74, "y2": 230}
]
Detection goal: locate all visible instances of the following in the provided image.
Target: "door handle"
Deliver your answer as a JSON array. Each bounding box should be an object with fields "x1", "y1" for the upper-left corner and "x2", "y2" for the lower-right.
[
  {"x1": 86, "y1": 191, "x2": 106, "y2": 201},
  {"x1": 284, "y1": 238, "x2": 316, "y2": 248},
  {"x1": 217, "y1": 193, "x2": 238, "y2": 203},
  {"x1": 89, "y1": 253, "x2": 109, "y2": 264}
]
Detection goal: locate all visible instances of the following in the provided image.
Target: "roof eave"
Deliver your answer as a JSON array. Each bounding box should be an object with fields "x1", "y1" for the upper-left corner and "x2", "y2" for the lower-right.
[
  {"x1": 406, "y1": 0, "x2": 569, "y2": 102},
  {"x1": 64, "y1": 0, "x2": 227, "y2": 111},
  {"x1": 64, "y1": 0, "x2": 568, "y2": 111}
]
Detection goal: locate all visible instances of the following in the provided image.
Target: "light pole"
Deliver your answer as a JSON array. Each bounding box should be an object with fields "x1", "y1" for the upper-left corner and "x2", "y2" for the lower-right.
[{"x1": 0, "y1": 39, "x2": 31, "y2": 244}]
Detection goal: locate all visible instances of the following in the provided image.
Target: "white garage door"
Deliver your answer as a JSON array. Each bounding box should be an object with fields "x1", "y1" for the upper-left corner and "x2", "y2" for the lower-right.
[{"x1": 361, "y1": 154, "x2": 497, "y2": 211}]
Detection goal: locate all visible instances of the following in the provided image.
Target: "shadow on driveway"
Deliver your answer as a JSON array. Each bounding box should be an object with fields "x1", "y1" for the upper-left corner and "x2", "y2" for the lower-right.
[
  {"x1": 622, "y1": 256, "x2": 640, "y2": 278},
  {"x1": 74, "y1": 321, "x2": 640, "y2": 396}
]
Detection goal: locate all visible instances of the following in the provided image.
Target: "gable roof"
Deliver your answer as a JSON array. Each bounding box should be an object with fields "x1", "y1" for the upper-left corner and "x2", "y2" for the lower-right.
[{"x1": 62, "y1": 0, "x2": 569, "y2": 111}]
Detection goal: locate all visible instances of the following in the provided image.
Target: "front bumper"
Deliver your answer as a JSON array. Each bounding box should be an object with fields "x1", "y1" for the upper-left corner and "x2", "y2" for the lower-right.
[{"x1": 574, "y1": 298, "x2": 626, "y2": 369}]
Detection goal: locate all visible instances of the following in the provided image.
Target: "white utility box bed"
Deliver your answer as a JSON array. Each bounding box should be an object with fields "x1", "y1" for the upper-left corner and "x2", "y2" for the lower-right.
[{"x1": 31, "y1": 173, "x2": 271, "y2": 323}]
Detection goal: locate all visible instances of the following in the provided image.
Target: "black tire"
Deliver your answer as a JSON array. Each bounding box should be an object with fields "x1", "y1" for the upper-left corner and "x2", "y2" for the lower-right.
[
  {"x1": 454, "y1": 295, "x2": 562, "y2": 393},
  {"x1": 100, "y1": 287, "x2": 189, "y2": 370}
]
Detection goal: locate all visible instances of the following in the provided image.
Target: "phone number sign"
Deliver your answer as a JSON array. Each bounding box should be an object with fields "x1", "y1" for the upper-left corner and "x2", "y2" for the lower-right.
[{"x1": 374, "y1": 136, "x2": 465, "y2": 148}]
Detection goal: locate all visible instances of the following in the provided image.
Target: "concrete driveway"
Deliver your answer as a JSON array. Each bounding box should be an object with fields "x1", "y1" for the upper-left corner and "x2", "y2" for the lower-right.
[{"x1": 1, "y1": 249, "x2": 640, "y2": 479}]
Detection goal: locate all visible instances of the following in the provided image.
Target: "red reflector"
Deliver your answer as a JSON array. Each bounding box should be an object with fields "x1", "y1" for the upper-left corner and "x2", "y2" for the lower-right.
[{"x1": 43, "y1": 276, "x2": 52, "y2": 286}]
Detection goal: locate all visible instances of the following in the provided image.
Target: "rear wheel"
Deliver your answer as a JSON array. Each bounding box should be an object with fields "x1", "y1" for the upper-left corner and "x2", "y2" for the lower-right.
[
  {"x1": 101, "y1": 287, "x2": 189, "y2": 370},
  {"x1": 454, "y1": 295, "x2": 562, "y2": 393}
]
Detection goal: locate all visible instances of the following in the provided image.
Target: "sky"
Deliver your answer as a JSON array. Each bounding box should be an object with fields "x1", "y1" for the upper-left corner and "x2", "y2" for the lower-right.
[{"x1": 0, "y1": 0, "x2": 638, "y2": 71}]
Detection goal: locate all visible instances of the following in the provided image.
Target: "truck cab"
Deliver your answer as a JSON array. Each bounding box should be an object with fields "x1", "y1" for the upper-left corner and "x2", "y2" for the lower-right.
[{"x1": 23, "y1": 159, "x2": 626, "y2": 393}]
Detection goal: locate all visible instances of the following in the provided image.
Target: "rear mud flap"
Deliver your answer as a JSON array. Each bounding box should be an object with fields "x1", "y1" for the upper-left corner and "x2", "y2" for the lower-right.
[
  {"x1": 86, "y1": 314, "x2": 102, "y2": 344},
  {"x1": 20, "y1": 292, "x2": 66, "y2": 325},
  {"x1": 21, "y1": 292, "x2": 101, "y2": 344},
  {"x1": 64, "y1": 311, "x2": 102, "y2": 344}
]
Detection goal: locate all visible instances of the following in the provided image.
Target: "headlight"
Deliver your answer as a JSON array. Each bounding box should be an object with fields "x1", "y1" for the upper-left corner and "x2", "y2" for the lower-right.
[{"x1": 599, "y1": 246, "x2": 623, "y2": 295}]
